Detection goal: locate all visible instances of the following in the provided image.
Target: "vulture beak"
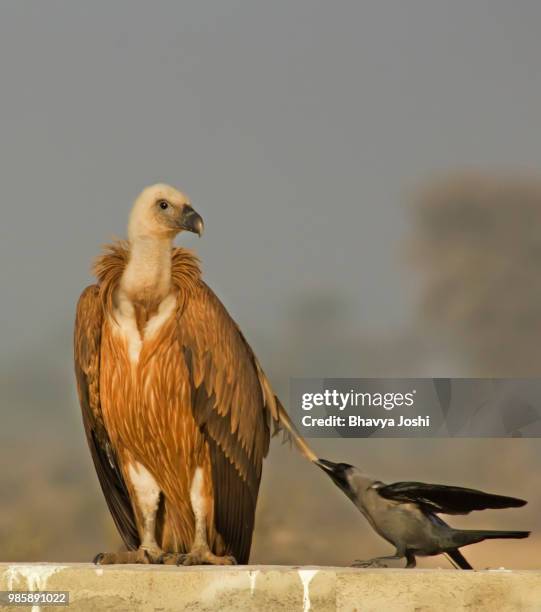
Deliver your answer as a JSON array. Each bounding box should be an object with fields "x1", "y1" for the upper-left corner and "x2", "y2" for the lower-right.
[{"x1": 179, "y1": 205, "x2": 204, "y2": 237}]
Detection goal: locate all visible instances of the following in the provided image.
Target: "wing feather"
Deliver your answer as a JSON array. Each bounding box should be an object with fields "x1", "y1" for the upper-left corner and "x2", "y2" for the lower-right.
[
  {"x1": 377, "y1": 481, "x2": 527, "y2": 515},
  {"x1": 74, "y1": 285, "x2": 139, "y2": 550},
  {"x1": 178, "y1": 282, "x2": 277, "y2": 563}
]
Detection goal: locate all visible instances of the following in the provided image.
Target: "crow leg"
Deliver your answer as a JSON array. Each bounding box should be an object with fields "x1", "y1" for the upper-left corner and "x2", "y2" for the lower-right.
[
  {"x1": 405, "y1": 551, "x2": 417, "y2": 568},
  {"x1": 446, "y1": 549, "x2": 473, "y2": 570}
]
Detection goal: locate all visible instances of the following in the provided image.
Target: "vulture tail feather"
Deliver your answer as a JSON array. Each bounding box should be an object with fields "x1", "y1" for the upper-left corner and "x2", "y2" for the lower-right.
[{"x1": 274, "y1": 396, "x2": 318, "y2": 462}]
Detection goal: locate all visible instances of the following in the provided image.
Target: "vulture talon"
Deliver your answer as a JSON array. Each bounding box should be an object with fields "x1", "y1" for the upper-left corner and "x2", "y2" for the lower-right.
[
  {"x1": 155, "y1": 553, "x2": 167, "y2": 565},
  {"x1": 90, "y1": 549, "x2": 152, "y2": 565},
  {"x1": 93, "y1": 553, "x2": 105, "y2": 565},
  {"x1": 161, "y1": 550, "x2": 237, "y2": 566}
]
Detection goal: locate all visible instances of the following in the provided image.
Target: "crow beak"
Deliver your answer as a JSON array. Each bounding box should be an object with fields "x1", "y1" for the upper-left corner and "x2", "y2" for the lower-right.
[
  {"x1": 315, "y1": 458, "x2": 340, "y2": 474},
  {"x1": 316, "y1": 458, "x2": 352, "y2": 491},
  {"x1": 179, "y1": 205, "x2": 204, "y2": 237}
]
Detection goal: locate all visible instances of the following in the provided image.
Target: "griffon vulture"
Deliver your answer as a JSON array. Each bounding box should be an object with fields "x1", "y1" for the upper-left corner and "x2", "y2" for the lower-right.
[{"x1": 74, "y1": 184, "x2": 315, "y2": 565}]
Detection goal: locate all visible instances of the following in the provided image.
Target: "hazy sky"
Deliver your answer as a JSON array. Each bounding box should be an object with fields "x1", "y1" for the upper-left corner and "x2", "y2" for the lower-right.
[{"x1": 2, "y1": 1, "x2": 541, "y2": 358}]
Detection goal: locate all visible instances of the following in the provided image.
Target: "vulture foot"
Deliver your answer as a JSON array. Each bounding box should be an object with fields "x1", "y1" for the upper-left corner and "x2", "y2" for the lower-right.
[
  {"x1": 93, "y1": 548, "x2": 161, "y2": 565},
  {"x1": 162, "y1": 549, "x2": 237, "y2": 566}
]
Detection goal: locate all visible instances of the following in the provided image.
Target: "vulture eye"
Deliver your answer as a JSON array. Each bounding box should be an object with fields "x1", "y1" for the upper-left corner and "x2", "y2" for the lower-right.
[{"x1": 158, "y1": 200, "x2": 169, "y2": 210}]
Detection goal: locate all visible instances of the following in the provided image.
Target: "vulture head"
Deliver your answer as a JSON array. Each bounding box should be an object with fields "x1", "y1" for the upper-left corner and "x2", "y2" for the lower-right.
[{"x1": 128, "y1": 183, "x2": 204, "y2": 241}]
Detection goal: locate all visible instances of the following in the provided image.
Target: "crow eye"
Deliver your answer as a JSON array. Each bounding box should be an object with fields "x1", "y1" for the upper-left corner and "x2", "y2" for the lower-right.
[{"x1": 158, "y1": 200, "x2": 169, "y2": 210}]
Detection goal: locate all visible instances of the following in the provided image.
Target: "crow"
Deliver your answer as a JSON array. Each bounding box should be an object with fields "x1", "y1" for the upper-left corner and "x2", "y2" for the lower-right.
[{"x1": 316, "y1": 458, "x2": 529, "y2": 569}]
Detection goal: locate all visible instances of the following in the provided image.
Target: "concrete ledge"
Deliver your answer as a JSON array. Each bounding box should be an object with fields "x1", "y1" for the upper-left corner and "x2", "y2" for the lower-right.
[{"x1": 1, "y1": 563, "x2": 541, "y2": 611}]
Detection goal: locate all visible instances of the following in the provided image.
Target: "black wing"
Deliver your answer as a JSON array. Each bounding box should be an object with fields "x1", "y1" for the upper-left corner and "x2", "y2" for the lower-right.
[
  {"x1": 377, "y1": 481, "x2": 527, "y2": 515},
  {"x1": 74, "y1": 285, "x2": 139, "y2": 550}
]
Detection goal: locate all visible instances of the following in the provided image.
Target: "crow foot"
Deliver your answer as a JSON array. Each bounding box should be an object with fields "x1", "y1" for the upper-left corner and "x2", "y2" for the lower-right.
[
  {"x1": 352, "y1": 558, "x2": 390, "y2": 568},
  {"x1": 351, "y1": 554, "x2": 406, "y2": 569}
]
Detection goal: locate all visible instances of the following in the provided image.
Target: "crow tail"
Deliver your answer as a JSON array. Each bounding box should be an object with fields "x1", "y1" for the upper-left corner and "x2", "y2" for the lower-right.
[
  {"x1": 476, "y1": 530, "x2": 530, "y2": 540},
  {"x1": 457, "y1": 529, "x2": 530, "y2": 546}
]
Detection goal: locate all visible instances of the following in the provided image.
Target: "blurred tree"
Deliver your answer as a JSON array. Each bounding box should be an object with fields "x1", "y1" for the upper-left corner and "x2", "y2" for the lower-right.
[{"x1": 411, "y1": 174, "x2": 541, "y2": 376}]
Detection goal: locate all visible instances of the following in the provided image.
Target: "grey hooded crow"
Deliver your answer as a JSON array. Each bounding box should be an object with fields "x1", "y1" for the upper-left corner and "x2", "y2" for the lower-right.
[{"x1": 316, "y1": 458, "x2": 529, "y2": 569}]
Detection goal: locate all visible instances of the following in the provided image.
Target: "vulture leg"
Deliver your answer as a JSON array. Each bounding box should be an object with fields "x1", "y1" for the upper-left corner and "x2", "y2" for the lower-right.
[
  {"x1": 163, "y1": 467, "x2": 237, "y2": 566},
  {"x1": 127, "y1": 462, "x2": 165, "y2": 561},
  {"x1": 95, "y1": 462, "x2": 165, "y2": 565}
]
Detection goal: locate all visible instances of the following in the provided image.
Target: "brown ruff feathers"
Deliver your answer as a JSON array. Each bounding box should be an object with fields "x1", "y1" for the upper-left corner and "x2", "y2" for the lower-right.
[{"x1": 92, "y1": 240, "x2": 201, "y2": 317}]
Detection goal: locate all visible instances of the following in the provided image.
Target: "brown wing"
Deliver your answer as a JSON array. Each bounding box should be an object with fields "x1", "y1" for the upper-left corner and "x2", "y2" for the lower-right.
[
  {"x1": 74, "y1": 285, "x2": 139, "y2": 551},
  {"x1": 178, "y1": 282, "x2": 280, "y2": 563}
]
